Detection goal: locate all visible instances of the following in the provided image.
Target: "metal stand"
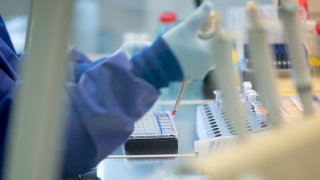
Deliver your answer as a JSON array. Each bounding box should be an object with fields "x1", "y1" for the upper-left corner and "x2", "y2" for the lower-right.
[{"x1": 4, "y1": 0, "x2": 74, "y2": 179}]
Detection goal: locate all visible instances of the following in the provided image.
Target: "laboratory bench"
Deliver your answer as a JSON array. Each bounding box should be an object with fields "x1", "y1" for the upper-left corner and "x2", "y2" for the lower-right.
[
  {"x1": 92, "y1": 77, "x2": 320, "y2": 180},
  {"x1": 96, "y1": 81, "x2": 208, "y2": 180}
]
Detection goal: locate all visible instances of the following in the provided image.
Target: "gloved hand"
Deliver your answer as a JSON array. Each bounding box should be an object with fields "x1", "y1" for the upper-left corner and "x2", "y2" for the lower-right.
[
  {"x1": 114, "y1": 40, "x2": 151, "y2": 58},
  {"x1": 163, "y1": 1, "x2": 215, "y2": 80}
]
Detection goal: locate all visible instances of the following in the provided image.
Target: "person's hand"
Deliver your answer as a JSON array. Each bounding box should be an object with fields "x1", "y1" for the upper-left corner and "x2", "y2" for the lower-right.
[
  {"x1": 114, "y1": 40, "x2": 151, "y2": 58},
  {"x1": 163, "y1": 1, "x2": 215, "y2": 80}
]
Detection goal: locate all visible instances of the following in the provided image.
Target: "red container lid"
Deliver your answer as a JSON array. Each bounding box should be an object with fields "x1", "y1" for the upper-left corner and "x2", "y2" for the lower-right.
[
  {"x1": 159, "y1": 12, "x2": 177, "y2": 23},
  {"x1": 299, "y1": 0, "x2": 310, "y2": 19},
  {"x1": 317, "y1": 22, "x2": 320, "y2": 36}
]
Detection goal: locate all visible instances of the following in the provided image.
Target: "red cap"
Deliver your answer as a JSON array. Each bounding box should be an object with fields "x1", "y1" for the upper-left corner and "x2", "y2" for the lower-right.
[
  {"x1": 317, "y1": 22, "x2": 320, "y2": 36},
  {"x1": 159, "y1": 12, "x2": 177, "y2": 23},
  {"x1": 299, "y1": 0, "x2": 310, "y2": 19}
]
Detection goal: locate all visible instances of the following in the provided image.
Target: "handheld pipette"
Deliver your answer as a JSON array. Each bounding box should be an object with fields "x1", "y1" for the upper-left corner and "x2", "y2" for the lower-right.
[
  {"x1": 172, "y1": 80, "x2": 191, "y2": 116},
  {"x1": 198, "y1": 11, "x2": 218, "y2": 39},
  {"x1": 171, "y1": 11, "x2": 217, "y2": 116}
]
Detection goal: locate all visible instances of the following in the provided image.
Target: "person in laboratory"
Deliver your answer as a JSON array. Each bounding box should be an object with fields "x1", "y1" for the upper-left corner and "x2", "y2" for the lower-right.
[{"x1": 0, "y1": 1, "x2": 216, "y2": 178}]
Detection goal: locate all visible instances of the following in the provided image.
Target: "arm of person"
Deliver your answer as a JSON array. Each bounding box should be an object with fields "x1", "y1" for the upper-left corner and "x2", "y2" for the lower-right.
[
  {"x1": 1, "y1": 1, "x2": 214, "y2": 177},
  {"x1": 60, "y1": 1, "x2": 216, "y2": 174},
  {"x1": 67, "y1": 40, "x2": 151, "y2": 83},
  {"x1": 61, "y1": 38, "x2": 183, "y2": 177}
]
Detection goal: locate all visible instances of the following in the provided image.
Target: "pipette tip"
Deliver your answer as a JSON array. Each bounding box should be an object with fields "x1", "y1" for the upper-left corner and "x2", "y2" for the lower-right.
[{"x1": 172, "y1": 110, "x2": 177, "y2": 116}]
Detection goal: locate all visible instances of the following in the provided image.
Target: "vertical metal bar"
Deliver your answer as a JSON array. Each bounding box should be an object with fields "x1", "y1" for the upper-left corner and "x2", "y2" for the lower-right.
[
  {"x1": 211, "y1": 18, "x2": 247, "y2": 139},
  {"x1": 280, "y1": 2, "x2": 314, "y2": 115},
  {"x1": 24, "y1": 0, "x2": 34, "y2": 52},
  {"x1": 247, "y1": 1, "x2": 283, "y2": 126},
  {"x1": 4, "y1": 0, "x2": 74, "y2": 179}
]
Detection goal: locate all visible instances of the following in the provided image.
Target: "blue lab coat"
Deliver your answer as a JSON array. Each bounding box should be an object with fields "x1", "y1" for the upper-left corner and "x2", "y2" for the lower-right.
[{"x1": 0, "y1": 15, "x2": 183, "y2": 178}]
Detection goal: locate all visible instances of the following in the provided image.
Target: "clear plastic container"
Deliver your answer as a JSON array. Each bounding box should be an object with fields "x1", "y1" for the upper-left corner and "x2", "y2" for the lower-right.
[{"x1": 157, "y1": 11, "x2": 180, "y2": 100}]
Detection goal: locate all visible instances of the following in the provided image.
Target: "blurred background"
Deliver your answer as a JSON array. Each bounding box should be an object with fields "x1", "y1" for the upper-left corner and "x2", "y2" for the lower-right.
[
  {"x1": 1, "y1": 1, "x2": 320, "y2": 179},
  {"x1": 0, "y1": 0, "x2": 296, "y2": 55}
]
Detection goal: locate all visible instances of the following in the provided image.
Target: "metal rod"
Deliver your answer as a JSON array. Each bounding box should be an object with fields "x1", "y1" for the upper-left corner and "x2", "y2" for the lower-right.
[
  {"x1": 4, "y1": 0, "x2": 74, "y2": 179},
  {"x1": 280, "y1": 2, "x2": 314, "y2": 115},
  {"x1": 247, "y1": 1, "x2": 283, "y2": 126},
  {"x1": 210, "y1": 17, "x2": 247, "y2": 139},
  {"x1": 108, "y1": 154, "x2": 196, "y2": 159},
  {"x1": 24, "y1": 0, "x2": 34, "y2": 52}
]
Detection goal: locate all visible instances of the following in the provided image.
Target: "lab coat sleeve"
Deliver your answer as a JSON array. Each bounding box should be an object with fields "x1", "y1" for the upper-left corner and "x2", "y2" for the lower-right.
[
  {"x1": 0, "y1": 69, "x2": 17, "y2": 175},
  {"x1": 62, "y1": 52, "x2": 160, "y2": 177},
  {"x1": 67, "y1": 49, "x2": 105, "y2": 82},
  {"x1": 131, "y1": 37, "x2": 184, "y2": 89}
]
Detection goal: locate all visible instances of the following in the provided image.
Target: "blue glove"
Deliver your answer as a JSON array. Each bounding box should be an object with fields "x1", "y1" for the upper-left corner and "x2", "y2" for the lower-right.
[{"x1": 163, "y1": 1, "x2": 215, "y2": 80}]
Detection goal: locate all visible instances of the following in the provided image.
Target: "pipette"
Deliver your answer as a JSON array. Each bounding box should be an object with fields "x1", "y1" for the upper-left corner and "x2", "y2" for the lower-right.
[
  {"x1": 198, "y1": 11, "x2": 218, "y2": 40},
  {"x1": 171, "y1": 11, "x2": 217, "y2": 116},
  {"x1": 246, "y1": 1, "x2": 283, "y2": 126},
  {"x1": 172, "y1": 80, "x2": 191, "y2": 116},
  {"x1": 280, "y1": 1, "x2": 314, "y2": 115}
]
